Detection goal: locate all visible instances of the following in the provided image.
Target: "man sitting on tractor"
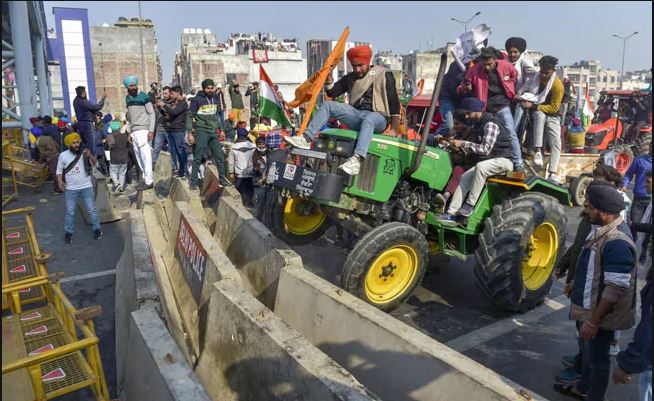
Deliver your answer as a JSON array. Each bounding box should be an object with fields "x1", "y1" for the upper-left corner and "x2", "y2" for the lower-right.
[
  {"x1": 516, "y1": 55, "x2": 564, "y2": 183},
  {"x1": 437, "y1": 98, "x2": 515, "y2": 222},
  {"x1": 284, "y1": 45, "x2": 400, "y2": 175}
]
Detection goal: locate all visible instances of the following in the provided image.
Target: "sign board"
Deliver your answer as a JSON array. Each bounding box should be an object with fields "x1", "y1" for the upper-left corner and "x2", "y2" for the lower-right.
[
  {"x1": 267, "y1": 161, "x2": 346, "y2": 202},
  {"x1": 174, "y1": 215, "x2": 208, "y2": 305}
]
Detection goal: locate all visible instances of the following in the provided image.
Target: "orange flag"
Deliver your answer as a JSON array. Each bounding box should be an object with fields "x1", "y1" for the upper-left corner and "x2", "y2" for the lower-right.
[{"x1": 288, "y1": 27, "x2": 350, "y2": 137}]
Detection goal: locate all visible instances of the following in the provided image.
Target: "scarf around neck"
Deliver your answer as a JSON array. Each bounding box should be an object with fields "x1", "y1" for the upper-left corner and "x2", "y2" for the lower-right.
[{"x1": 517, "y1": 71, "x2": 556, "y2": 104}]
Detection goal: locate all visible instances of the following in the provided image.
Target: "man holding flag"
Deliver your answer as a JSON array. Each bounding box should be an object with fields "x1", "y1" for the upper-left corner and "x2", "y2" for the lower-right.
[{"x1": 284, "y1": 45, "x2": 400, "y2": 175}]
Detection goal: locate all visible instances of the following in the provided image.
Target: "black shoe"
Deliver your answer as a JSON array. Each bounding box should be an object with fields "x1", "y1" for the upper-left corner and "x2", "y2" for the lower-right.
[
  {"x1": 219, "y1": 177, "x2": 234, "y2": 187},
  {"x1": 93, "y1": 229, "x2": 102, "y2": 240},
  {"x1": 65, "y1": 232, "x2": 73, "y2": 244}
]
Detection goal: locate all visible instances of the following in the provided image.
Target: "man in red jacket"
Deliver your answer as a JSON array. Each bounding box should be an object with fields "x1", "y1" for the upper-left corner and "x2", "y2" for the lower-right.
[{"x1": 460, "y1": 47, "x2": 523, "y2": 172}]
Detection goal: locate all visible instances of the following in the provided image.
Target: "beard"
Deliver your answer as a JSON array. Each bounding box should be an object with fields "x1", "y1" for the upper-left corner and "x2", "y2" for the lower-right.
[
  {"x1": 128, "y1": 88, "x2": 138, "y2": 97},
  {"x1": 70, "y1": 146, "x2": 82, "y2": 154}
]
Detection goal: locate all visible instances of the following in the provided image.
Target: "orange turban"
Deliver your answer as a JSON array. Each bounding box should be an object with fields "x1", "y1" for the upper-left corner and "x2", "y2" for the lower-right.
[{"x1": 346, "y1": 45, "x2": 372, "y2": 65}]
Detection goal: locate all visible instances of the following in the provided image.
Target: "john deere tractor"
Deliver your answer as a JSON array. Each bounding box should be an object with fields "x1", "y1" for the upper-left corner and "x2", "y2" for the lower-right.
[{"x1": 264, "y1": 55, "x2": 570, "y2": 313}]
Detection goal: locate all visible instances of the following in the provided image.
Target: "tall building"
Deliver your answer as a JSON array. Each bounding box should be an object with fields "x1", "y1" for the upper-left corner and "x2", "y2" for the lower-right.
[
  {"x1": 90, "y1": 17, "x2": 162, "y2": 116},
  {"x1": 620, "y1": 69, "x2": 651, "y2": 91},
  {"x1": 174, "y1": 30, "x2": 306, "y2": 120},
  {"x1": 402, "y1": 44, "x2": 455, "y2": 94},
  {"x1": 557, "y1": 60, "x2": 619, "y2": 103}
]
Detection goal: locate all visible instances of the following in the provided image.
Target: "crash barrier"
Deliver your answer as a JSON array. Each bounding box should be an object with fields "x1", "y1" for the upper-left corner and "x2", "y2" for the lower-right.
[
  {"x1": 2, "y1": 140, "x2": 19, "y2": 207},
  {"x1": 115, "y1": 210, "x2": 210, "y2": 401},
  {"x1": 1, "y1": 143, "x2": 48, "y2": 190},
  {"x1": 1, "y1": 275, "x2": 110, "y2": 401},
  {"x1": 140, "y1": 194, "x2": 379, "y2": 400},
  {"x1": 2, "y1": 126, "x2": 23, "y2": 146},
  {"x1": 2, "y1": 207, "x2": 51, "y2": 313},
  {"x1": 139, "y1": 168, "x2": 544, "y2": 401},
  {"x1": 78, "y1": 177, "x2": 122, "y2": 224}
]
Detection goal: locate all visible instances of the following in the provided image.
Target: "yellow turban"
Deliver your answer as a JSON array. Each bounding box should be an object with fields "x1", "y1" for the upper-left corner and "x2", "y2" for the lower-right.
[
  {"x1": 64, "y1": 132, "x2": 81, "y2": 148},
  {"x1": 52, "y1": 116, "x2": 59, "y2": 125}
]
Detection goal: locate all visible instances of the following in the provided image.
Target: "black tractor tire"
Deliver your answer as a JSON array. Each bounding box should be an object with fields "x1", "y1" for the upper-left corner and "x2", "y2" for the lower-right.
[
  {"x1": 634, "y1": 133, "x2": 652, "y2": 156},
  {"x1": 569, "y1": 174, "x2": 593, "y2": 206},
  {"x1": 265, "y1": 191, "x2": 330, "y2": 246},
  {"x1": 474, "y1": 192, "x2": 567, "y2": 312},
  {"x1": 341, "y1": 222, "x2": 429, "y2": 312}
]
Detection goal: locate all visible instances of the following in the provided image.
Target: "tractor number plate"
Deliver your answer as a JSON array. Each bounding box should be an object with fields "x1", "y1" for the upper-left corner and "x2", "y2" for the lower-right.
[{"x1": 267, "y1": 162, "x2": 346, "y2": 202}]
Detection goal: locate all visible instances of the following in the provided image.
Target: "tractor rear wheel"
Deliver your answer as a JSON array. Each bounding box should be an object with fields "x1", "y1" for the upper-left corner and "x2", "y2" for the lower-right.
[
  {"x1": 569, "y1": 174, "x2": 593, "y2": 206},
  {"x1": 614, "y1": 145, "x2": 634, "y2": 175},
  {"x1": 341, "y1": 222, "x2": 429, "y2": 312},
  {"x1": 474, "y1": 192, "x2": 567, "y2": 312},
  {"x1": 266, "y1": 192, "x2": 330, "y2": 245}
]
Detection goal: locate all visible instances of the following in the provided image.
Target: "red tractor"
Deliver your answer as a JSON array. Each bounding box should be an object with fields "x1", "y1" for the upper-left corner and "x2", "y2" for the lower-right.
[{"x1": 585, "y1": 89, "x2": 652, "y2": 174}]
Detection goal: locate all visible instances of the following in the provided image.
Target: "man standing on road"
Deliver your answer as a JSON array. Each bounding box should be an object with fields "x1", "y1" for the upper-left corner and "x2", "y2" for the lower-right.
[
  {"x1": 72, "y1": 86, "x2": 105, "y2": 153},
  {"x1": 123, "y1": 75, "x2": 156, "y2": 190},
  {"x1": 56, "y1": 133, "x2": 102, "y2": 244},
  {"x1": 566, "y1": 184, "x2": 637, "y2": 401},
  {"x1": 187, "y1": 79, "x2": 233, "y2": 190},
  {"x1": 153, "y1": 86, "x2": 176, "y2": 171},
  {"x1": 622, "y1": 142, "x2": 653, "y2": 263},
  {"x1": 160, "y1": 86, "x2": 188, "y2": 179},
  {"x1": 284, "y1": 44, "x2": 400, "y2": 175},
  {"x1": 460, "y1": 47, "x2": 523, "y2": 173}
]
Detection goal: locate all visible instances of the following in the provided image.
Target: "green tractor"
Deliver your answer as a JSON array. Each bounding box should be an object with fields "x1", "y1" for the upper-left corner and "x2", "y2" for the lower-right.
[{"x1": 264, "y1": 55, "x2": 570, "y2": 313}]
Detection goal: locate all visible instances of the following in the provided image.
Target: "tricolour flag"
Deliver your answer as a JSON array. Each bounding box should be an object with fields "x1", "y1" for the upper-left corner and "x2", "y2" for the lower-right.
[
  {"x1": 259, "y1": 65, "x2": 292, "y2": 127},
  {"x1": 581, "y1": 84, "x2": 594, "y2": 128}
]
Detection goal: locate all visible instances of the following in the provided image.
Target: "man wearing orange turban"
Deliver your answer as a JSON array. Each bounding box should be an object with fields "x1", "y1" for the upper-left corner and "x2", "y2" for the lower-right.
[{"x1": 285, "y1": 44, "x2": 400, "y2": 175}]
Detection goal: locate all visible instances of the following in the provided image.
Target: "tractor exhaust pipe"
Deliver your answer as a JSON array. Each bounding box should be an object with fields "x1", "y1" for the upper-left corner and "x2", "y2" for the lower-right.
[{"x1": 406, "y1": 53, "x2": 448, "y2": 176}]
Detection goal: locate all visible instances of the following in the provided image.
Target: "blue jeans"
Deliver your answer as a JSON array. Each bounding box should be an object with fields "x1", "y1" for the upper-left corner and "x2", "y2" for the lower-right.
[
  {"x1": 217, "y1": 110, "x2": 225, "y2": 128},
  {"x1": 305, "y1": 101, "x2": 387, "y2": 157},
  {"x1": 436, "y1": 98, "x2": 454, "y2": 136},
  {"x1": 65, "y1": 187, "x2": 100, "y2": 234},
  {"x1": 77, "y1": 121, "x2": 95, "y2": 153},
  {"x1": 577, "y1": 324, "x2": 614, "y2": 401},
  {"x1": 152, "y1": 132, "x2": 177, "y2": 170},
  {"x1": 641, "y1": 369, "x2": 652, "y2": 401},
  {"x1": 167, "y1": 131, "x2": 187, "y2": 177},
  {"x1": 495, "y1": 106, "x2": 523, "y2": 168}
]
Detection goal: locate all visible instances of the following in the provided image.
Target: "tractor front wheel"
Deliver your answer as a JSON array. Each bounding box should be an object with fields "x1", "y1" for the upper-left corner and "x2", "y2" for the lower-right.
[
  {"x1": 474, "y1": 193, "x2": 567, "y2": 312},
  {"x1": 341, "y1": 222, "x2": 429, "y2": 312},
  {"x1": 569, "y1": 174, "x2": 593, "y2": 206},
  {"x1": 266, "y1": 192, "x2": 330, "y2": 245}
]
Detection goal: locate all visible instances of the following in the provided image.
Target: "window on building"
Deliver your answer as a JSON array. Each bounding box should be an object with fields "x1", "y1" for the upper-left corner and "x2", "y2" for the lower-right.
[
  {"x1": 589, "y1": 90, "x2": 595, "y2": 97},
  {"x1": 610, "y1": 76, "x2": 616, "y2": 83},
  {"x1": 590, "y1": 65, "x2": 597, "y2": 73},
  {"x1": 589, "y1": 77, "x2": 596, "y2": 85}
]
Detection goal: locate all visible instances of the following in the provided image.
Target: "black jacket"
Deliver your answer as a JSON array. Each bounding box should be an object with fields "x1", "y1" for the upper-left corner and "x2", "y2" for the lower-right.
[
  {"x1": 73, "y1": 96, "x2": 105, "y2": 122},
  {"x1": 163, "y1": 99, "x2": 188, "y2": 132}
]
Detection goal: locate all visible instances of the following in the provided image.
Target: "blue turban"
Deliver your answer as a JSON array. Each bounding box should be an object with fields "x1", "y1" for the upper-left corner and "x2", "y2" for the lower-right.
[
  {"x1": 461, "y1": 97, "x2": 486, "y2": 112},
  {"x1": 30, "y1": 127, "x2": 43, "y2": 137},
  {"x1": 102, "y1": 114, "x2": 113, "y2": 124},
  {"x1": 123, "y1": 75, "x2": 139, "y2": 88}
]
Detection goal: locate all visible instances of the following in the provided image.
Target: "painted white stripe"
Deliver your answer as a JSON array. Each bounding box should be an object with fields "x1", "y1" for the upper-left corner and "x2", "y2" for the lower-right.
[
  {"x1": 260, "y1": 80, "x2": 283, "y2": 107},
  {"x1": 59, "y1": 269, "x2": 116, "y2": 283},
  {"x1": 446, "y1": 294, "x2": 568, "y2": 352},
  {"x1": 604, "y1": 272, "x2": 632, "y2": 288},
  {"x1": 583, "y1": 248, "x2": 596, "y2": 309}
]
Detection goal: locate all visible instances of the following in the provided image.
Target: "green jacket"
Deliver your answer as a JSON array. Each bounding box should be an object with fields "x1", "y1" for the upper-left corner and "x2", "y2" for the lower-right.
[
  {"x1": 229, "y1": 86, "x2": 244, "y2": 109},
  {"x1": 186, "y1": 91, "x2": 220, "y2": 134}
]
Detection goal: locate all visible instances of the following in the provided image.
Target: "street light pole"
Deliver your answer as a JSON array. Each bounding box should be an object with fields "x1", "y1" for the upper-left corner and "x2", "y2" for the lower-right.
[
  {"x1": 451, "y1": 11, "x2": 482, "y2": 33},
  {"x1": 612, "y1": 31, "x2": 638, "y2": 86},
  {"x1": 138, "y1": 1, "x2": 146, "y2": 86},
  {"x1": 99, "y1": 42, "x2": 108, "y2": 110}
]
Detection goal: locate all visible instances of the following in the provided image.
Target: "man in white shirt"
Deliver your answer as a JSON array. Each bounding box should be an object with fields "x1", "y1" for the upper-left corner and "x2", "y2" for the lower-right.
[{"x1": 56, "y1": 133, "x2": 102, "y2": 244}]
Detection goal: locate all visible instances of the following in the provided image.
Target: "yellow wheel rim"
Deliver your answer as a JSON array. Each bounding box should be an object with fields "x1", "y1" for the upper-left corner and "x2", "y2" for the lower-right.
[
  {"x1": 522, "y1": 222, "x2": 558, "y2": 290},
  {"x1": 283, "y1": 197, "x2": 326, "y2": 236},
  {"x1": 365, "y1": 245, "x2": 419, "y2": 304}
]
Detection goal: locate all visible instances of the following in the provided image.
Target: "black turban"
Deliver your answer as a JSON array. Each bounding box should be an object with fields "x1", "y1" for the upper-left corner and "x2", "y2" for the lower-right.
[
  {"x1": 586, "y1": 182, "x2": 625, "y2": 214},
  {"x1": 505, "y1": 37, "x2": 527, "y2": 54}
]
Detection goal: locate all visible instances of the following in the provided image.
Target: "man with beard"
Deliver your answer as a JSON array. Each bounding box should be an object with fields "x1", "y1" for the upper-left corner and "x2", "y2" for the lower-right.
[
  {"x1": 123, "y1": 75, "x2": 156, "y2": 190},
  {"x1": 187, "y1": 79, "x2": 233, "y2": 190},
  {"x1": 72, "y1": 86, "x2": 106, "y2": 153},
  {"x1": 56, "y1": 133, "x2": 102, "y2": 244},
  {"x1": 284, "y1": 45, "x2": 400, "y2": 175}
]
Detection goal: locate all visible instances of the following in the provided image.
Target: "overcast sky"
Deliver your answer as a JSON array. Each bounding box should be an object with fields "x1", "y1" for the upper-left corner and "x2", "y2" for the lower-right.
[{"x1": 44, "y1": 1, "x2": 652, "y2": 84}]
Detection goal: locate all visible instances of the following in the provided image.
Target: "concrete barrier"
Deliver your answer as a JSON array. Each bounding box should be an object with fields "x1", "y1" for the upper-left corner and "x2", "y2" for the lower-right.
[
  {"x1": 195, "y1": 280, "x2": 379, "y2": 401},
  {"x1": 153, "y1": 150, "x2": 173, "y2": 196},
  {"x1": 275, "y1": 267, "x2": 538, "y2": 401},
  {"x1": 79, "y1": 176, "x2": 122, "y2": 224},
  {"x1": 115, "y1": 210, "x2": 209, "y2": 401},
  {"x1": 124, "y1": 305, "x2": 211, "y2": 401}
]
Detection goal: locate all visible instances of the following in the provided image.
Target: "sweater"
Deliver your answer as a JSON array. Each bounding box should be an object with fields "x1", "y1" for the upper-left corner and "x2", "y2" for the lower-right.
[
  {"x1": 536, "y1": 76, "x2": 564, "y2": 115},
  {"x1": 461, "y1": 60, "x2": 517, "y2": 109},
  {"x1": 186, "y1": 91, "x2": 221, "y2": 134},
  {"x1": 73, "y1": 96, "x2": 105, "y2": 122},
  {"x1": 163, "y1": 99, "x2": 188, "y2": 132},
  {"x1": 229, "y1": 86, "x2": 244, "y2": 109},
  {"x1": 125, "y1": 92, "x2": 156, "y2": 132}
]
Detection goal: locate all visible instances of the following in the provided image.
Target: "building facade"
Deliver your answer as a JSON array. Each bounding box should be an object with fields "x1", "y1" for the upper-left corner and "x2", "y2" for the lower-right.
[
  {"x1": 306, "y1": 39, "x2": 372, "y2": 83},
  {"x1": 174, "y1": 30, "x2": 306, "y2": 120},
  {"x1": 402, "y1": 44, "x2": 455, "y2": 94},
  {"x1": 374, "y1": 51, "x2": 403, "y2": 89},
  {"x1": 89, "y1": 17, "x2": 161, "y2": 117},
  {"x1": 557, "y1": 60, "x2": 619, "y2": 103}
]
